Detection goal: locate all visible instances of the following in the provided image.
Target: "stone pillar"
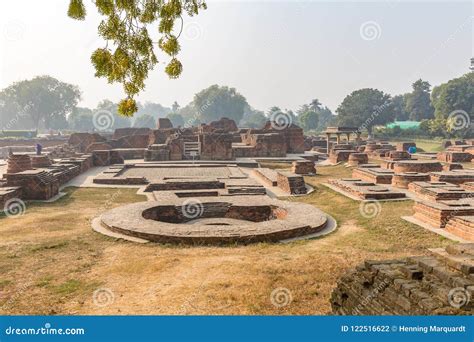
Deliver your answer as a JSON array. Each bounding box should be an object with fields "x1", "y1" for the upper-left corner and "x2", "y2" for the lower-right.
[
  {"x1": 336, "y1": 133, "x2": 341, "y2": 144},
  {"x1": 326, "y1": 133, "x2": 331, "y2": 153}
]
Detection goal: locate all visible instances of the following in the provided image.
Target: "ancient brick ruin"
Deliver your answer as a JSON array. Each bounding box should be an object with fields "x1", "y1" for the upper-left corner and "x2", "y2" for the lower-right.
[{"x1": 331, "y1": 243, "x2": 474, "y2": 315}]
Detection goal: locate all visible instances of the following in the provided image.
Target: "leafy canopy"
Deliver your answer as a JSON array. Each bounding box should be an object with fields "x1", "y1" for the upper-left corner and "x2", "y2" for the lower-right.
[
  {"x1": 0, "y1": 76, "x2": 81, "y2": 129},
  {"x1": 336, "y1": 88, "x2": 394, "y2": 134},
  {"x1": 68, "y1": 0, "x2": 207, "y2": 117}
]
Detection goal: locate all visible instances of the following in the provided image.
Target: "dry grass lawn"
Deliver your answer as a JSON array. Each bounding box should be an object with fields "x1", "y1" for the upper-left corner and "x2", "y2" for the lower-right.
[{"x1": 0, "y1": 164, "x2": 454, "y2": 315}]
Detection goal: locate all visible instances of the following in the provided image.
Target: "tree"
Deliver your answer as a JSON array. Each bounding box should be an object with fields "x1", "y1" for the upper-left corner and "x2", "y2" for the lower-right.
[
  {"x1": 68, "y1": 107, "x2": 95, "y2": 131},
  {"x1": 317, "y1": 106, "x2": 335, "y2": 130},
  {"x1": 67, "y1": 0, "x2": 207, "y2": 116},
  {"x1": 167, "y1": 112, "x2": 185, "y2": 127},
  {"x1": 136, "y1": 102, "x2": 172, "y2": 119},
  {"x1": 133, "y1": 114, "x2": 156, "y2": 128},
  {"x1": 405, "y1": 79, "x2": 434, "y2": 121},
  {"x1": 431, "y1": 73, "x2": 474, "y2": 137},
  {"x1": 309, "y1": 99, "x2": 322, "y2": 112},
  {"x1": 432, "y1": 73, "x2": 474, "y2": 120},
  {"x1": 298, "y1": 110, "x2": 318, "y2": 131},
  {"x1": 336, "y1": 88, "x2": 394, "y2": 135},
  {"x1": 240, "y1": 106, "x2": 266, "y2": 128},
  {"x1": 171, "y1": 101, "x2": 180, "y2": 113},
  {"x1": 0, "y1": 76, "x2": 80, "y2": 130},
  {"x1": 392, "y1": 94, "x2": 409, "y2": 121},
  {"x1": 192, "y1": 85, "x2": 248, "y2": 124}
]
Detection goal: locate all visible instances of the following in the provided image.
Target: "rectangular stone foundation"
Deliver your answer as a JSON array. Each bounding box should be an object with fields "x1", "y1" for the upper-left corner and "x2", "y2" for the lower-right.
[
  {"x1": 408, "y1": 181, "x2": 474, "y2": 201},
  {"x1": 0, "y1": 187, "x2": 22, "y2": 209},
  {"x1": 277, "y1": 172, "x2": 307, "y2": 195},
  {"x1": 4, "y1": 170, "x2": 59, "y2": 200},
  {"x1": 437, "y1": 151, "x2": 472, "y2": 163},
  {"x1": 445, "y1": 216, "x2": 474, "y2": 241},
  {"x1": 391, "y1": 172, "x2": 430, "y2": 189},
  {"x1": 328, "y1": 178, "x2": 406, "y2": 200},
  {"x1": 352, "y1": 167, "x2": 394, "y2": 184},
  {"x1": 413, "y1": 200, "x2": 474, "y2": 228},
  {"x1": 430, "y1": 170, "x2": 474, "y2": 184}
]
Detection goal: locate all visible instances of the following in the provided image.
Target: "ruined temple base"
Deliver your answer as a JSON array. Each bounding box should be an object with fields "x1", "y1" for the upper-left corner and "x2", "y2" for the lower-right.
[{"x1": 331, "y1": 243, "x2": 474, "y2": 315}]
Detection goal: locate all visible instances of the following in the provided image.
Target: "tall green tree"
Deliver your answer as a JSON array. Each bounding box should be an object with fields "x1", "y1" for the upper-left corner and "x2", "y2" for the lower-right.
[
  {"x1": 336, "y1": 88, "x2": 394, "y2": 135},
  {"x1": 192, "y1": 85, "x2": 248, "y2": 124},
  {"x1": 240, "y1": 106, "x2": 266, "y2": 128},
  {"x1": 67, "y1": 0, "x2": 207, "y2": 116},
  {"x1": 431, "y1": 72, "x2": 474, "y2": 137},
  {"x1": 432, "y1": 73, "x2": 474, "y2": 120},
  {"x1": 68, "y1": 107, "x2": 95, "y2": 131},
  {"x1": 297, "y1": 104, "x2": 318, "y2": 131},
  {"x1": 317, "y1": 106, "x2": 335, "y2": 130},
  {"x1": 0, "y1": 76, "x2": 80, "y2": 130},
  {"x1": 392, "y1": 94, "x2": 409, "y2": 121},
  {"x1": 405, "y1": 79, "x2": 434, "y2": 121}
]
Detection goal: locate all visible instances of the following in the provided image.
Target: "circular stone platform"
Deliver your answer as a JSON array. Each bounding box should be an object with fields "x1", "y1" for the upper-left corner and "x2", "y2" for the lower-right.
[{"x1": 96, "y1": 196, "x2": 328, "y2": 245}]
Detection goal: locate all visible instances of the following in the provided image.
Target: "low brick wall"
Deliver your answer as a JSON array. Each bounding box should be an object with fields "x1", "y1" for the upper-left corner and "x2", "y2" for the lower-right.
[
  {"x1": 331, "y1": 244, "x2": 474, "y2": 315},
  {"x1": 277, "y1": 171, "x2": 307, "y2": 195},
  {"x1": 437, "y1": 151, "x2": 472, "y2": 163},
  {"x1": 391, "y1": 173, "x2": 430, "y2": 189},
  {"x1": 393, "y1": 161, "x2": 443, "y2": 173}
]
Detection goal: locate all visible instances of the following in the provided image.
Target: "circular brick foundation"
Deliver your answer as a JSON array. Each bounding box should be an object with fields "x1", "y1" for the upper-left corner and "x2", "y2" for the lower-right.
[
  {"x1": 98, "y1": 197, "x2": 328, "y2": 245},
  {"x1": 348, "y1": 153, "x2": 368, "y2": 166}
]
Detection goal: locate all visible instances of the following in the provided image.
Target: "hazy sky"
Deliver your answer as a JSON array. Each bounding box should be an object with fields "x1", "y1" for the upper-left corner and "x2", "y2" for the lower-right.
[{"x1": 0, "y1": 1, "x2": 472, "y2": 113}]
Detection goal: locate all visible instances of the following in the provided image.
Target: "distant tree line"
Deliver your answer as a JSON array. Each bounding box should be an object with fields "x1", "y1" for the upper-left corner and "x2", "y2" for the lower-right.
[{"x1": 0, "y1": 73, "x2": 472, "y2": 138}]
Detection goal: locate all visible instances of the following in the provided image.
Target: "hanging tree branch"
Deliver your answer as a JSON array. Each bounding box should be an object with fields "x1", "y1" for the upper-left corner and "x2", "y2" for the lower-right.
[{"x1": 67, "y1": 0, "x2": 207, "y2": 116}]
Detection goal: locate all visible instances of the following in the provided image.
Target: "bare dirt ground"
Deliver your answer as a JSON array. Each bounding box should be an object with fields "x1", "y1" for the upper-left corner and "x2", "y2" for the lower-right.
[{"x1": 0, "y1": 164, "x2": 453, "y2": 315}]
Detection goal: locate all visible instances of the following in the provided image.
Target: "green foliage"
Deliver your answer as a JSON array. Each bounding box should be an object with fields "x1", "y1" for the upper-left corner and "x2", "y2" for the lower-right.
[
  {"x1": 417, "y1": 73, "x2": 474, "y2": 139},
  {"x1": 297, "y1": 107, "x2": 319, "y2": 131},
  {"x1": 405, "y1": 79, "x2": 434, "y2": 120},
  {"x1": 336, "y1": 88, "x2": 394, "y2": 134},
  {"x1": 0, "y1": 76, "x2": 81, "y2": 130},
  {"x1": 432, "y1": 73, "x2": 473, "y2": 121},
  {"x1": 392, "y1": 94, "x2": 409, "y2": 121},
  {"x1": 240, "y1": 106, "x2": 266, "y2": 128},
  {"x1": 68, "y1": 107, "x2": 94, "y2": 131},
  {"x1": 68, "y1": 0, "x2": 207, "y2": 116},
  {"x1": 192, "y1": 85, "x2": 248, "y2": 123},
  {"x1": 133, "y1": 114, "x2": 156, "y2": 128}
]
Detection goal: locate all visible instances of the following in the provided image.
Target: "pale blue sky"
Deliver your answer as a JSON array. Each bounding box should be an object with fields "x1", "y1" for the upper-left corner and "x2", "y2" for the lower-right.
[{"x1": 0, "y1": 1, "x2": 472, "y2": 113}]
